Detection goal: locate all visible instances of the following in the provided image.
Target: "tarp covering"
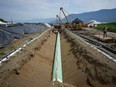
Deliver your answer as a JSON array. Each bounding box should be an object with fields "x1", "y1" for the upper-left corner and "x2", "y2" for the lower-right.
[
  {"x1": 23, "y1": 23, "x2": 46, "y2": 34},
  {"x1": 44, "y1": 23, "x2": 51, "y2": 27},
  {"x1": 2, "y1": 26, "x2": 25, "y2": 38},
  {"x1": 0, "y1": 23, "x2": 50, "y2": 48},
  {"x1": 0, "y1": 21, "x2": 7, "y2": 25},
  {"x1": 0, "y1": 29, "x2": 14, "y2": 48}
]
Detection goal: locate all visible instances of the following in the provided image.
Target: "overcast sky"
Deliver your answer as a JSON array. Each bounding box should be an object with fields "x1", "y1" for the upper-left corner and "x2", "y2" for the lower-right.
[{"x1": 0, "y1": 0, "x2": 116, "y2": 21}]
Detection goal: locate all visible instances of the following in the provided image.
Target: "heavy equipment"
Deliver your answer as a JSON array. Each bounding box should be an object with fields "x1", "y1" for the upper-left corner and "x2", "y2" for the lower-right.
[
  {"x1": 56, "y1": 15, "x2": 63, "y2": 24},
  {"x1": 56, "y1": 15, "x2": 66, "y2": 29},
  {"x1": 60, "y1": 7, "x2": 71, "y2": 29},
  {"x1": 59, "y1": 7, "x2": 87, "y2": 30}
]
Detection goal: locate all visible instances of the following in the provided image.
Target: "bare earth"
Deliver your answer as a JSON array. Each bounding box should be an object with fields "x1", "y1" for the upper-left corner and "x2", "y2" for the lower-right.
[
  {"x1": 61, "y1": 30, "x2": 116, "y2": 87},
  {"x1": 6, "y1": 32, "x2": 56, "y2": 87},
  {"x1": 0, "y1": 29, "x2": 116, "y2": 87},
  {"x1": 0, "y1": 29, "x2": 45, "y2": 58}
]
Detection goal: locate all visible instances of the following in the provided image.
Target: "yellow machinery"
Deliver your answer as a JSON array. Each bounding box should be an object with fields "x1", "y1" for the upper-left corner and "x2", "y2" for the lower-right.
[{"x1": 59, "y1": 7, "x2": 87, "y2": 30}]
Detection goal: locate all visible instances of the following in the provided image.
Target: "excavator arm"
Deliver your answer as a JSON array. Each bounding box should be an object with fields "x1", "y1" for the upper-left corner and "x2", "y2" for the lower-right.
[
  {"x1": 60, "y1": 7, "x2": 69, "y2": 23},
  {"x1": 56, "y1": 15, "x2": 63, "y2": 24}
]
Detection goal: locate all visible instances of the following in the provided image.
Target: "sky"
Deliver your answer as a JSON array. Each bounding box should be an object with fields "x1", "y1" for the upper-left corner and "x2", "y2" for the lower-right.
[{"x1": 0, "y1": 0, "x2": 116, "y2": 21}]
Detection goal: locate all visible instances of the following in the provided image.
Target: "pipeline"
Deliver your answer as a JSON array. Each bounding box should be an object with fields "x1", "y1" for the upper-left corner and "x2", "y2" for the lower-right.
[
  {"x1": 52, "y1": 32, "x2": 63, "y2": 83},
  {"x1": 73, "y1": 33, "x2": 116, "y2": 62},
  {"x1": 77, "y1": 34, "x2": 116, "y2": 54}
]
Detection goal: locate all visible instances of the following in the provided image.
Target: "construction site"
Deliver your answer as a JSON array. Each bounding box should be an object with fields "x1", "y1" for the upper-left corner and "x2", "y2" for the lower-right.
[{"x1": 0, "y1": 7, "x2": 116, "y2": 87}]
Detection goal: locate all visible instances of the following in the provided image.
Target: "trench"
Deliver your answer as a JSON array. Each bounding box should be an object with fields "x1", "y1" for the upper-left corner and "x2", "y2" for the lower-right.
[
  {"x1": 4, "y1": 30, "x2": 56, "y2": 87},
  {"x1": 0, "y1": 29, "x2": 116, "y2": 87}
]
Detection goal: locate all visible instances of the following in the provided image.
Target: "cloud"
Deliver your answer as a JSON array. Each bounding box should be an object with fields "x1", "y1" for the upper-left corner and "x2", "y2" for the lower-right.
[{"x1": 0, "y1": 0, "x2": 116, "y2": 21}]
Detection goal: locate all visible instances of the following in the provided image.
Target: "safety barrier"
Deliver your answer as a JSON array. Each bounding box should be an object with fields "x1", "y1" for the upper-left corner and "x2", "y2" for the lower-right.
[{"x1": 52, "y1": 32, "x2": 63, "y2": 83}]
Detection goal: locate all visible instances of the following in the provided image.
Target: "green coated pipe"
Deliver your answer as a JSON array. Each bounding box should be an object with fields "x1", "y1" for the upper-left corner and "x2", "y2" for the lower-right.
[{"x1": 52, "y1": 32, "x2": 63, "y2": 83}]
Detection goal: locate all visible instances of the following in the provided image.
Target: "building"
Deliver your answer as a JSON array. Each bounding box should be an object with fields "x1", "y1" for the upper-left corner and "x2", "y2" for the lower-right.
[{"x1": 87, "y1": 20, "x2": 100, "y2": 28}]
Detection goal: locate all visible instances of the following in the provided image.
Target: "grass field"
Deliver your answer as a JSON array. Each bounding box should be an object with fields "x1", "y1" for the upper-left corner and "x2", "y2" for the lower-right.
[
  {"x1": 94, "y1": 22, "x2": 116, "y2": 32},
  {"x1": 0, "y1": 50, "x2": 5, "y2": 55}
]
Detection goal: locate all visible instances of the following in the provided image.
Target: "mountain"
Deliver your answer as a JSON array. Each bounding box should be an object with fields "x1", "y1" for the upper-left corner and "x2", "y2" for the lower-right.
[
  {"x1": 63, "y1": 8, "x2": 116, "y2": 23},
  {"x1": 15, "y1": 8, "x2": 116, "y2": 23}
]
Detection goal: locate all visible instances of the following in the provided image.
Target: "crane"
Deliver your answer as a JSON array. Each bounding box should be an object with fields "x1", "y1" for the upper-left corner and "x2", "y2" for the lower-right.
[
  {"x1": 60, "y1": 7, "x2": 72, "y2": 28},
  {"x1": 60, "y1": 7, "x2": 69, "y2": 23},
  {"x1": 56, "y1": 15, "x2": 63, "y2": 24}
]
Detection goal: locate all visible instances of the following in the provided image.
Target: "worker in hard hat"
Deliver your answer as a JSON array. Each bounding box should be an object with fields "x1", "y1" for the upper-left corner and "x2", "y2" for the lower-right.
[{"x1": 103, "y1": 26, "x2": 108, "y2": 38}]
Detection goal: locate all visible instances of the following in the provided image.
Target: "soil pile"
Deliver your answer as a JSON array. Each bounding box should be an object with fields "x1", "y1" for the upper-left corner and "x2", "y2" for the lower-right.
[
  {"x1": 61, "y1": 30, "x2": 116, "y2": 87},
  {"x1": 0, "y1": 30, "x2": 56, "y2": 87}
]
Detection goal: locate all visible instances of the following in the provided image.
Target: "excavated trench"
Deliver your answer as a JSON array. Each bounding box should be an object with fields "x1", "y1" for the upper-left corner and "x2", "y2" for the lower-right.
[
  {"x1": 0, "y1": 29, "x2": 116, "y2": 87},
  {"x1": 0, "y1": 29, "x2": 56, "y2": 87},
  {"x1": 61, "y1": 30, "x2": 116, "y2": 87}
]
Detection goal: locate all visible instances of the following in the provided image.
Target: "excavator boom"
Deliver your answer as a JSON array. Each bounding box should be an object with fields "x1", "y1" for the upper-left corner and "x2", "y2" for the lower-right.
[
  {"x1": 60, "y1": 7, "x2": 69, "y2": 23},
  {"x1": 56, "y1": 15, "x2": 63, "y2": 24}
]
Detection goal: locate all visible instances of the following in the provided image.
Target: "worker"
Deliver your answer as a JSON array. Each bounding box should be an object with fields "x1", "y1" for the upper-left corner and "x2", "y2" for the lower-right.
[{"x1": 103, "y1": 26, "x2": 108, "y2": 38}]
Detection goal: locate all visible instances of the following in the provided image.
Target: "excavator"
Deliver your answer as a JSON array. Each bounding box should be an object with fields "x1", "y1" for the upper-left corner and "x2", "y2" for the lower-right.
[
  {"x1": 59, "y1": 7, "x2": 87, "y2": 30},
  {"x1": 56, "y1": 15, "x2": 63, "y2": 24},
  {"x1": 60, "y1": 7, "x2": 71, "y2": 29},
  {"x1": 56, "y1": 15, "x2": 66, "y2": 29}
]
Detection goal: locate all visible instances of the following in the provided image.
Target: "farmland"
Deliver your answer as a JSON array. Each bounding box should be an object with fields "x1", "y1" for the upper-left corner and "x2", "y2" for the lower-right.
[{"x1": 95, "y1": 22, "x2": 116, "y2": 32}]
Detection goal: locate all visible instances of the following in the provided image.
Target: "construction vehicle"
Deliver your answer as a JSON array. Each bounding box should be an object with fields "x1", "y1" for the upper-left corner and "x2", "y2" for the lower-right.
[
  {"x1": 54, "y1": 15, "x2": 62, "y2": 30},
  {"x1": 56, "y1": 15, "x2": 66, "y2": 29},
  {"x1": 59, "y1": 7, "x2": 87, "y2": 30},
  {"x1": 60, "y1": 7, "x2": 71, "y2": 29},
  {"x1": 56, "y1": 15, "x2": 63, "y2": 24}
]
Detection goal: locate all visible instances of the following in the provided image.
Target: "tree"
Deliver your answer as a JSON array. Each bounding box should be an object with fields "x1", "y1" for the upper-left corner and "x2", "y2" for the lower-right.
[{"x1": 0, "y1": 18, "x2": 6, "y2": 22}]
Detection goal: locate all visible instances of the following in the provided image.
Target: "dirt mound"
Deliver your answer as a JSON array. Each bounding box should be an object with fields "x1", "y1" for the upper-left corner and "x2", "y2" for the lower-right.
[
  {"x1": 0, "y1": 29, "x2": 56, "y2": 87},
  {"x1": 61, "y1": 30, "x2": 116, "y2": 87}
]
